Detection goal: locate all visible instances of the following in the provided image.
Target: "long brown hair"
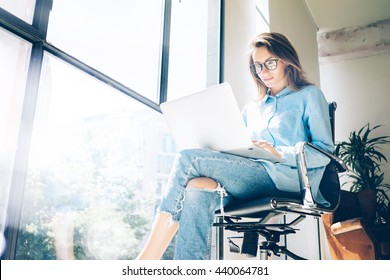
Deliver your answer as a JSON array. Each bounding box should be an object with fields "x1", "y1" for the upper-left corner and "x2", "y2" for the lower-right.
[{"x1": 249, "y1": 32, "x2": 313, "y2": 99}]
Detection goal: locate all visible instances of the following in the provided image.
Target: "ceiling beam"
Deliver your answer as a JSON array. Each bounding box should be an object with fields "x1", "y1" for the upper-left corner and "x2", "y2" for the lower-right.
[{"x1": 317, "y1": 18, "x2": 390, "y2": 63}]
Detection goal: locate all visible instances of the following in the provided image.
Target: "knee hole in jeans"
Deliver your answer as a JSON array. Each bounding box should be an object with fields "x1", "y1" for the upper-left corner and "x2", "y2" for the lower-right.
[{"x1": 186, "y1": 177, "x2": 218, "y2": 190}]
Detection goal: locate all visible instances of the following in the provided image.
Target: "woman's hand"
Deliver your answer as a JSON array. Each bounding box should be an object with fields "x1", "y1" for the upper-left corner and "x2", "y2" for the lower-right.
[{"x1": 252, "y1": 140, "x2": 282, "y2": 160}]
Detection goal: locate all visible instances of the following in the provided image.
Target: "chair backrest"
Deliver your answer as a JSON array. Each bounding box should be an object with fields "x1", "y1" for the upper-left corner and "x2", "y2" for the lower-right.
[
  {"x1": 329, "y1": 101, "x2": 337, "y2": 143},
  {"x1": 316, "y1": 102, "x2": 341, "y2": 211},
  {"x1": 317, "y1": 161, "x2": 341, "y2": 211}
]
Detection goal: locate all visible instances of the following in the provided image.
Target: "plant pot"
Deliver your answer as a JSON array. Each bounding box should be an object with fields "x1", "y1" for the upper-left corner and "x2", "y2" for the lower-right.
[{"x1": 357, "y1": 188, "x2": 377, "y2": 224}]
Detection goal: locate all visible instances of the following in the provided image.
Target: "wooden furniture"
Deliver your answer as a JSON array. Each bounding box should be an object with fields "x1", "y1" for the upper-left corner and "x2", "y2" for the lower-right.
[{"x1": 322, "y1": 189, "x2": 390, "y2": 259}]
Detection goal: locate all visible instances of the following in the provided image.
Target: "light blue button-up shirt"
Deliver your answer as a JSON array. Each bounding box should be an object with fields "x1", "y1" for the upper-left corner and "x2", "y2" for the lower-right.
[{"x1": 242, "y1": 85, "x2": 333, "y2": 206}]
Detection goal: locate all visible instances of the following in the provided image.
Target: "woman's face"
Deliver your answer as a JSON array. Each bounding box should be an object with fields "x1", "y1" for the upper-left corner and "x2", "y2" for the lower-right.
[{"x1": 252, "y1": 46, "x2": 287, "y2": 96}]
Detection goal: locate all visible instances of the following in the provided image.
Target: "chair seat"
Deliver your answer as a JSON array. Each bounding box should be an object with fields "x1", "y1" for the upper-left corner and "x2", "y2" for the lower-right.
[
  {"x1": 216, "y1": 160, "x2": 341, "y2": 219},
  {"x1": 216, "y1": 196, "x2": 303, "y2": 219},
  {"x1": 216, "y1": 192, "x2": 341, "y2": 220}
]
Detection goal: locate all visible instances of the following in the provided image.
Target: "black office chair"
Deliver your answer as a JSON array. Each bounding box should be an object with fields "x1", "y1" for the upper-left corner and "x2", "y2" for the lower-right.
[{"x1": 213, "y1": 102, "x2": 348, "y2": 260}]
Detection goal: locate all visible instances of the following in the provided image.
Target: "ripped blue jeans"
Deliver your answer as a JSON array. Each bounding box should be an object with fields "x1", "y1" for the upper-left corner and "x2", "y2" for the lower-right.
[{"x1": 158, "y1": 148, "x2": 292, "y2": 260}]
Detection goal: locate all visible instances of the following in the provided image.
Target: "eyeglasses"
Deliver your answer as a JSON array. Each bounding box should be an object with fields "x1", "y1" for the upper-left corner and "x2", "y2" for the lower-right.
[{"x1": 250, "y1": 58, "x2": 280, "y2": 75}]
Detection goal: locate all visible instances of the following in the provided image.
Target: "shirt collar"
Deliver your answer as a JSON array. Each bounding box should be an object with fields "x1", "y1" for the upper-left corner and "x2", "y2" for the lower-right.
[{"x1": 262, "y1": 87, "x2": 293, "y2": 102}]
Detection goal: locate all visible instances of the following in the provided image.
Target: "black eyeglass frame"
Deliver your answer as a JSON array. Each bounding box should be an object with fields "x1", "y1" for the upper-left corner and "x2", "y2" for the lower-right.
[{"x1": 250, "y1": 58, "x2": 280, "y2": 75}]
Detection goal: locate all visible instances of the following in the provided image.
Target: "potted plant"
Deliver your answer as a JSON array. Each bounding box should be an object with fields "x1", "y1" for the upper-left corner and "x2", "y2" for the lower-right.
[{"x1": 335, "y1": 123, "x2": 390, "y2": 225}]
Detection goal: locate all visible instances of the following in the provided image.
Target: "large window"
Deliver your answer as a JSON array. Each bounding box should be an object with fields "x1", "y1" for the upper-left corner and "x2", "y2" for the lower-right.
[
  {"x1": 168, "y1": 0, "x2": 220, "y2": 100},
  {"x1": 0, "y1": 0, "x2": 220, "y2": 260}
]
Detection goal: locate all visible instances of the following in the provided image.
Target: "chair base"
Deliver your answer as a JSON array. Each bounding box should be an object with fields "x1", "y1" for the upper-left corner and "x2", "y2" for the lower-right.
[
  {"x1": 259, "y1": 241, "x2": 306, "y2": 260},
  {"x1": 214, "y1": 214, "x2": 308, "y2": 260}
]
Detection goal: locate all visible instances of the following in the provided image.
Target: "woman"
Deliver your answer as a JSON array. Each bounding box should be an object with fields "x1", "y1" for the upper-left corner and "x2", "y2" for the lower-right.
[{"x1": 136, "y1": 32, "x2": 333, "y2": 260}]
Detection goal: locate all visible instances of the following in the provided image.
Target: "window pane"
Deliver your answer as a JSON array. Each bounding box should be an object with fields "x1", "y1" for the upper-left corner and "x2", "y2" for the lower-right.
[
  {"x1": 15, "y1": 53, "x2": 177, "y2": 260},
  {"x1": 47, "y1": 0, "x2": 164, "y2": 102},
  {"x1": 0, "y1": 0, "x2": 36, "y2": 24},
  {"x1": 167, "y1": 0, "x2": 220, "y2": 100},
  {"x1": 255, "y1": 0, "x2": 269, "y2": 33},
  {"x1": 0, "y1": 28, "x2": 31, "y2": 254}
]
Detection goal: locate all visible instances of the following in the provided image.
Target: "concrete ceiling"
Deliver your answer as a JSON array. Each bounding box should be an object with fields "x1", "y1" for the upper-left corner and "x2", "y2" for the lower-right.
[{"x1": 304, "y1": 0, "x2": 390, "y2": 32}]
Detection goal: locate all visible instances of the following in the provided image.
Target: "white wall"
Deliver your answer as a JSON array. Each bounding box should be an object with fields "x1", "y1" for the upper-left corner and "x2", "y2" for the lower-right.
[
  {"x1": 223, "y1": 0, "x2": 258, "y2": 109},
  {"x1": 320, "y1": 52, "x2": 390, "y2": 183}
]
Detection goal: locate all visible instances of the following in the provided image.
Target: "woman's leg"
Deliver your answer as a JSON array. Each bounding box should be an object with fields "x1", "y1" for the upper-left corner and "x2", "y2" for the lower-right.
[
  {"x1": 136, "y1": 212, "x2": 179, "y2": 260},
  {"x1": 174, "y1": 180, "x2": 222, "y2": 259},
  {"x1": 136, "y1": 177, "x2": 218, "y2": 260},
  {"x1": 138, "y1": 149, "x2": 280, "y2": 260}
]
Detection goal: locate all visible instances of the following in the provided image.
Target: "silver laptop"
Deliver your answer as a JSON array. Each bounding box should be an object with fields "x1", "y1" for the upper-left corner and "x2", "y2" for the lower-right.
[{"x1": 160, "y1": 82, "x2": 283, "y2": 163}]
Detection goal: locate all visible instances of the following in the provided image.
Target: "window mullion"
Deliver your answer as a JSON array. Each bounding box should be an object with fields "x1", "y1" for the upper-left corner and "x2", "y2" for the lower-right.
[
  {"x1": 3, "y1": 42, "x2": 45, "y2": 260},
  {"x1": 32, "y1": 0, "x2": 53, "y2": 39},
  {"x1": 0, "y1": 8, "x2": 42, "y2": 42},
  {"x1": 158, "y1": 0, "x2": 172, "y2": 104}
]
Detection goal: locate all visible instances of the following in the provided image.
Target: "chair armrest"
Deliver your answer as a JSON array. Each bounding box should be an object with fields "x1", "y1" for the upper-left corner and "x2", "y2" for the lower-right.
[
  {"x1": 305, "y1": 142, "x2": 348, "y2": 173},
  {"x1": 295, "y1": 142, "x2": 348, "y2": 209}
]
